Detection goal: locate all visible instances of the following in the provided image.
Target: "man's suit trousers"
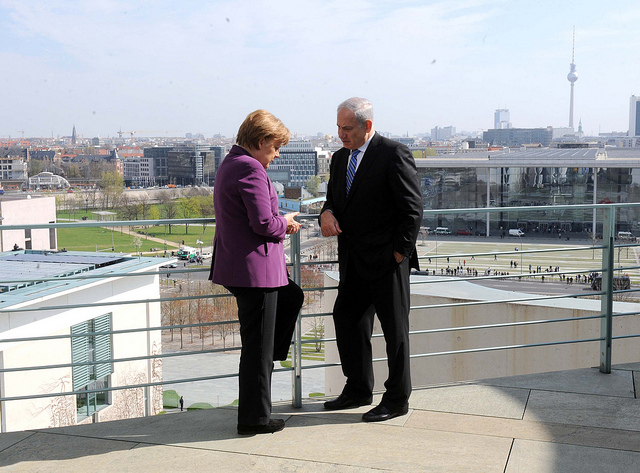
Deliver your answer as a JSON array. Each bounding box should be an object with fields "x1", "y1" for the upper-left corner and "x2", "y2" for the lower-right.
[{"x1": 333, "y1": 257, "x2": 412, "y2": 408}]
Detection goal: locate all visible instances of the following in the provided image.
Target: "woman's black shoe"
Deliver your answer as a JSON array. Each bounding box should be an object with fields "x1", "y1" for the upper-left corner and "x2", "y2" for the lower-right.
[{"x1": 237, "y1": 418, "x2": 285, "y2": 435}]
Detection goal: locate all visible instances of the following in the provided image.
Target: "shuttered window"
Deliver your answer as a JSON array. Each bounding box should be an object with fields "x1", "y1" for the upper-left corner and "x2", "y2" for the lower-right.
[{"x1": 71, "y1": 314, "x2": 113, "y2": 392}]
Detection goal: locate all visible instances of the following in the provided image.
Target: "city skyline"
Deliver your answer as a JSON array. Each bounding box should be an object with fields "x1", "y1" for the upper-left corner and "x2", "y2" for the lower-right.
[{"x1": 1, "y1": 0, "x2": 639, "y2": 139}]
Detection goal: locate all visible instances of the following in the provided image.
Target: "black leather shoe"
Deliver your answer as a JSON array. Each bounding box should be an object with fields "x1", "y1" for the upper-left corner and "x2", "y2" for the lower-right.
[
  {"x1": 362, "y1": 404, "x2": 409, "y2": 422},
  {"x1": 237, "y1": 418, "x2": 285, "y2": 435},
  {"x1": 324, "y1": 393, "x2": 373, "y2": 410}
]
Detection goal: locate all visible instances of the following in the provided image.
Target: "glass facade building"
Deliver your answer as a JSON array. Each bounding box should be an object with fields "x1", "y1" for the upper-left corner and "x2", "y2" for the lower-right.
[{"x1": 416, "y1": 148, "x2": 640, "y2": 235}]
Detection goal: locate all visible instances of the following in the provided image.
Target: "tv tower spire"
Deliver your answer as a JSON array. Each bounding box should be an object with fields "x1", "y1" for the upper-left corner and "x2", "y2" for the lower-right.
[{"x1": 567, "y1": 27, "x2": 578, "y2": 129}]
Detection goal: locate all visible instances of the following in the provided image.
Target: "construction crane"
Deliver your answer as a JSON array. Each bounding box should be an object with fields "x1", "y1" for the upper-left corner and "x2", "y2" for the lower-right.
[{"x1": 117, "y1": 129, "x2": 182, "y2": 139}]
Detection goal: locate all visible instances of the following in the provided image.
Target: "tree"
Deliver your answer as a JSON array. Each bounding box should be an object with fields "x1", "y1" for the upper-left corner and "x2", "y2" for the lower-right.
[
  {"x1": 99, "y1": 171, "x2": 124, "y2": 209},
  {"x1": 163, "y1": 200, "x2": 179, "y2": 234},
  {"x1": 29, "y1": 159, "x2": 45, "y2": 176},
  {"x1": 136, "y1": 194, "x2": 153, "y2": 220},
  {"x1": 179, "y1": 197, "x2": 199, "y2": 233},
  {"x1": 212, "y1": 286, "x2": 239, "y2": 349},
  {"x1": 118, "y1": 194, "x2": 139, "y2": 221},
  {"x1": 148, "y1": 205, "x2": 161, "y2": 221},
  {"x1": 305, "y1": 176, "x2": 321, "y2": 197},
  {"x1": 132, "y1": 235, "x2": 142, "y2": 257}
]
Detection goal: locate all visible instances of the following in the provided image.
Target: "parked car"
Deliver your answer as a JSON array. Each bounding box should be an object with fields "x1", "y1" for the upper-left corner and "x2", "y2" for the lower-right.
[
  {"x1": 160, "y1": 262, "x2": 178, "y2": 269},
  {"x1": 456, "y1": 229, "x2": 472, "y2": 236},
  {"x1": 434, "y1": 227, "x2": 451, "y2": 235}
]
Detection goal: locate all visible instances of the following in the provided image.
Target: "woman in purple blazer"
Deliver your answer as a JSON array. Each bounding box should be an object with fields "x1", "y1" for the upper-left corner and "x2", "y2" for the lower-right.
[{"x1": 209, "y1": 110, "x2": 303, "y2": 435}]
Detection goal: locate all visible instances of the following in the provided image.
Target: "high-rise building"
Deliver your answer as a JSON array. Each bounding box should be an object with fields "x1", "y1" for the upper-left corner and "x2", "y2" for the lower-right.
[
  {"x1": 629, "y1": 95, "x2": 640, "y2": 137},
  {"x1": 494, "y1": 109, "x2": 511, "y2": 129}
]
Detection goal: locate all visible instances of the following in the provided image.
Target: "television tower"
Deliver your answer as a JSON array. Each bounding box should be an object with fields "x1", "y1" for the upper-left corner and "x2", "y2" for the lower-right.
[{"x1": 567, "y1": 27, "x2": 578, "y2": 129}]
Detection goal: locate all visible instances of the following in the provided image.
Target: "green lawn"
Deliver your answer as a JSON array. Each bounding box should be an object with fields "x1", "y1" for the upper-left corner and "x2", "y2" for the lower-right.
[
  {"x1": 56, "y1": 220, "x2": 215, "y2": 254},
  {"x1": 57, "y1": 226, "x2": 178, "y2": 254}
]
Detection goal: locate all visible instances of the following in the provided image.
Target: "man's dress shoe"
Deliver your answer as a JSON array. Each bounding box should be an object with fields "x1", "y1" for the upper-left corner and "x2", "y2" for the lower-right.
[
  {"x1": 362, "y1": 404, "x2": 409, "y2": 422},
  {"x1": 323, "y1": 393, "x2": 373, "y2": 410}
]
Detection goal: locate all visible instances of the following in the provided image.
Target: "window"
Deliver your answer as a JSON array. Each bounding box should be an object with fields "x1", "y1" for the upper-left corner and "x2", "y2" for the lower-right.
[{"x1": 71, "y1": 314, "x2": 113, "y2": 419}]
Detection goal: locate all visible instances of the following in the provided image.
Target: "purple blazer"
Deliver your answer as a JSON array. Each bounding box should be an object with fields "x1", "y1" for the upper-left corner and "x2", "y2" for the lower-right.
[{"x1": 209, "y1": 145, "x2": 289, "y2": 288}]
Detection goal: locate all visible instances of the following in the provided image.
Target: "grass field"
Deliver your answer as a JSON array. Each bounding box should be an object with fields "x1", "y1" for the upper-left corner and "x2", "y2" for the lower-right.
[{"x1": 56, "y1": 222, "x2": 215, "y2": 254}]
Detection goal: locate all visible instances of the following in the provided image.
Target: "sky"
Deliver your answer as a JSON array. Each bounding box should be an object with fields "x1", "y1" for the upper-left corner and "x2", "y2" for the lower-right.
[{"x1": 1, "y1": 0, "x2": 639, "y2": 139}]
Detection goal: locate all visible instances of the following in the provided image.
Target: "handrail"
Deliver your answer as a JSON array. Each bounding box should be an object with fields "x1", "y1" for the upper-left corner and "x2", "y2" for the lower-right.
[{"x1": 1, "y1": 204, "x2": 639, "y2": 428}]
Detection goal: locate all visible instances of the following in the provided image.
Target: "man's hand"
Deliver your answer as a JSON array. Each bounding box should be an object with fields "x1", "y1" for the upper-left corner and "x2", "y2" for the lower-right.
[
  {"x1": 394, "y1": 251, "x2": 404, "y2": 263},
  {"x1": 320, "y1": 211, "x2": 342, "y2": 237},
  {"x1": 284, "y1": 212, "x2": 301, "y2": 234}
]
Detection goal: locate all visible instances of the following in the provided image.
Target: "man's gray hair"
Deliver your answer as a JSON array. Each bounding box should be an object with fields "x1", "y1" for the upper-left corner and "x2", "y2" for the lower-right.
[{"x1": 338, "y1": 97, "x2": 373, "y2": 127}]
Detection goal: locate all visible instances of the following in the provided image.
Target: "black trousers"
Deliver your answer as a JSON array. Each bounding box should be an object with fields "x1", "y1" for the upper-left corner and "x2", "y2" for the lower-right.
[
  {"x1": 226, "y1": 278, "x2": 303, "y2": 426},
  {"x1": 333, "y1": 257, "x2": 412, "y2": 408}
]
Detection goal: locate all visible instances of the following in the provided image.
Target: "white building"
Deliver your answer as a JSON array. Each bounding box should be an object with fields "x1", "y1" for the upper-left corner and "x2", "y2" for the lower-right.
[
  {"x1": 494, "y1": 109, "x2": 511, "y2": 129},
  {"x1": 0, "y1": 154, "x2": 28, "y2": 181},
  {"x1": 0, "y1": 196, "x2": 57, "y2": 252},
  {"x1": 0, "y1": 250, "x2": 165, "y2": 432},
  {"x1": 23, "y1": 171, "x2": 70, "y2": 190},
  {"x1": 629, "y1": 95, "x2": 640, "y2": 137},
  {"x1": 431, "y1": 126, "x2": 456, "y2": 141}
]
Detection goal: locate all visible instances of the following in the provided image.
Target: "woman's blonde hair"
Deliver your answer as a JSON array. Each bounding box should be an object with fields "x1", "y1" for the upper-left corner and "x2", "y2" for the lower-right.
[{"x1": 236, "y1": 109, "x2": 290, "y2": 150}]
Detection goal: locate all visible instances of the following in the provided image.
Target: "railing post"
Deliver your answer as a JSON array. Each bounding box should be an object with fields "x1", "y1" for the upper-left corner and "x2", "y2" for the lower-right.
[
  {"x1": 600, "y1": 205, "x2": 615, "y2": 374},
  {"x1": 289, "y1": 231, "x2": 303, "y2": 407}
]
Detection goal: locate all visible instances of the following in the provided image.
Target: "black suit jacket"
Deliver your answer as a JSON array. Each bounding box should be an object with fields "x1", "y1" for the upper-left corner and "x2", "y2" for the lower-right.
[{"x1": 321, "y1": 132, "x2": 423, "y2": 281}]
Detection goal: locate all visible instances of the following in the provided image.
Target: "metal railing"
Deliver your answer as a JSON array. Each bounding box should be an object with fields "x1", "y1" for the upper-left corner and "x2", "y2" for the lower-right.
[{"x1": 0, "y1": 202, "x2": 639, "y2": 424}]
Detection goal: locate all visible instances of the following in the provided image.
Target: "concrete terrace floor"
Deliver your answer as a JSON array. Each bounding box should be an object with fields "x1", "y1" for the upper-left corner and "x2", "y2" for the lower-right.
[{"x1": 1, "y1": 364, "x2": 639, "y2": 472}]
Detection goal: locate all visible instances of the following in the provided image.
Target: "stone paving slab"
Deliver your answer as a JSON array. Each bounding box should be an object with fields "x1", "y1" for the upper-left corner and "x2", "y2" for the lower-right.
[
  {"x1": 405, "y1": 409, "x2": 640, "y2": 452},
  {"x1": 478, "y1": 367, "x2": 635, "y2": 398},
  {"x1": 39, "y1": 407, "x2": 260, "y2": 447},
  {"x1": 525, "y1": 389, "x2": 640, "y2": 431},
  {"x1": 0, "y1": 430, "x2": 33, "y2": 453},
  {"x1": 505, "y1": 438, "x2": 640, "y2": 473},
  {"x1": 276, "y1": 415, "x2": 512, "y2": 472},
  {"x1": 0, "y1": 431, "x2": 136, "y2": 471},
  {"x1": 409, "y1": 383, "x2": 530, "y2": 419}
]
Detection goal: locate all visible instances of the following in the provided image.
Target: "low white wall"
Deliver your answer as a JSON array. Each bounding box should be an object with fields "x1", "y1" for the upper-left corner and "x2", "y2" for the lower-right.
[
  {"x1": 323, "y1": 272, "x2": 640, "y2": 397},
  {"x1": 0, "y1": 271, "x2": 162, "y2": 432}
]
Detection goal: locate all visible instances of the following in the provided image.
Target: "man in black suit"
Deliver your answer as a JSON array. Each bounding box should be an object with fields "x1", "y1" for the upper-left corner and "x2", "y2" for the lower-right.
[{"x1": 320, "y1": 97, "x2": 423, "y2": 422}]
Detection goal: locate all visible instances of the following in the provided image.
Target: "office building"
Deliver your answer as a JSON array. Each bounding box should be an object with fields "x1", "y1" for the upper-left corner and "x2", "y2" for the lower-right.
[
  {"x1": 268, "y1": 140, "x2": 318, "y2": 188},
  {"x1": 415, "y1": 147, "x2": 640, "y2": 235},
  {"x1": 494, "y1": 109, "x2": 511, "y2": 129},
  {"x1": 483, "y1": 127, "x2": 553, "y2": 147}
]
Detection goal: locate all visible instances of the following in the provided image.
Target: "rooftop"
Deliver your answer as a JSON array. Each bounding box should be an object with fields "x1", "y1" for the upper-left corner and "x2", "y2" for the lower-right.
[
  {"x1": 416, "y1": 146, "x2": 640, "y2": 168},
  {"x1": 0, "y1": 365, "x2": 638, "y2": 472},
  {"x1": 0, "y1": 250, "x2": 168, "y2": 305}
]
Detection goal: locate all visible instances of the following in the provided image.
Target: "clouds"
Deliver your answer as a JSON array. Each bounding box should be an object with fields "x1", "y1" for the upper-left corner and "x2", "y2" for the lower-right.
[{"x1": 0, "y1": 0, "x2": 637, "y2": 138}]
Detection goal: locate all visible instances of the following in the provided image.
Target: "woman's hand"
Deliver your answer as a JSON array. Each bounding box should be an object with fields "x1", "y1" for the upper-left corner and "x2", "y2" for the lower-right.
[{"x1": 284, "y1": 212, "x2": 301, "y2": 234}]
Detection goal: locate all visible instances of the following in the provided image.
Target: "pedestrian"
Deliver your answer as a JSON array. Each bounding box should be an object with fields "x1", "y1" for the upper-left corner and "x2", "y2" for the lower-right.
[
  {"x1": 179, "y1": 396, "x2": 184, "y2": 411},
  {"x1": 209, "y1": 110, "x2": 304, "y2": 435},
  {"x1": 320, "y1": 97, "x2": 422, "y2": 422}
]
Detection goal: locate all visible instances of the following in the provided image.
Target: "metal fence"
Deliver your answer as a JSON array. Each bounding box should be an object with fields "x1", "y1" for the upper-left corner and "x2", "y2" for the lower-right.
[{"x1": 0, "y1": 203, "x2": 639, "y2": 424}]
